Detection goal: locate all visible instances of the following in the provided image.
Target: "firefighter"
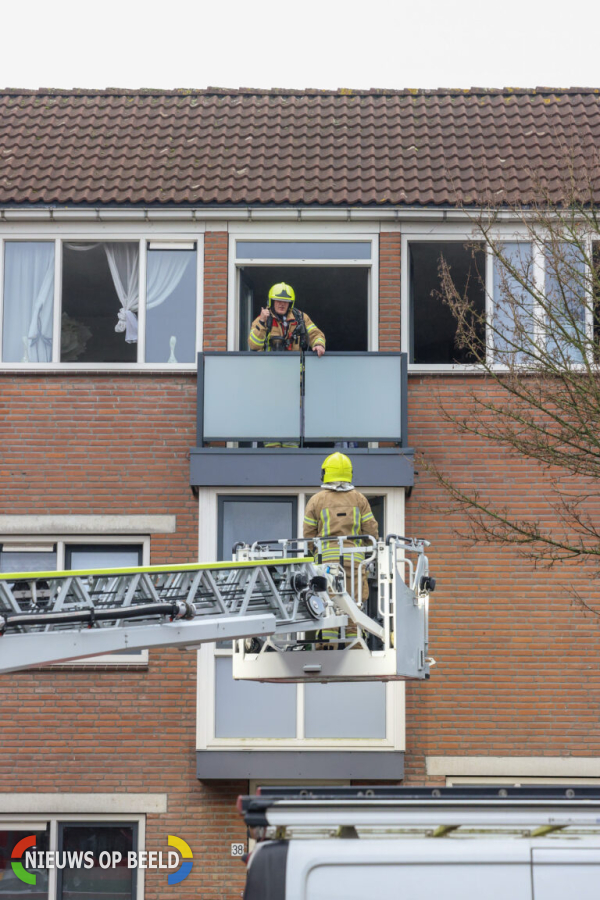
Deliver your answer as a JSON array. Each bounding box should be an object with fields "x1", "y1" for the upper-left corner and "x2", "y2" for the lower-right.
[
  {"x1": 248, "y1": 282, "x2": 325, "y2": 355},
  {"x1": 303, "y1": 453, "x2": 378, "y2": 645}
]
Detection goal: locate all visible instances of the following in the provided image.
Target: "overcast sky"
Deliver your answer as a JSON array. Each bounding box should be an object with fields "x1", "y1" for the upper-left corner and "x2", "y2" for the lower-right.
[{"x1": 2, "y1": 0, "x2": 598, "y2": 92}]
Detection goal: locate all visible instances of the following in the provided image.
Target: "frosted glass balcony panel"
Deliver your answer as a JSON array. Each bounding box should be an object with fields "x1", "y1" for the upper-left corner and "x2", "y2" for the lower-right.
[
  {"x1": 304, "y1": 354, "x2": 402, "y2": 440},
  {"x1": 203, "y1": 354, "x2": 301, "y2": 441}
]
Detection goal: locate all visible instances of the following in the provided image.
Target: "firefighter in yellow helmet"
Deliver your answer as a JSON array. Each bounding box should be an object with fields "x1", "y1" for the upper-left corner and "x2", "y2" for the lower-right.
[
  {"x1": 248, "y1": 282, "x2": 325, "y2": 356},
  {"x1": 303, "y1": 453, "x2": 378, "y2": 645}
]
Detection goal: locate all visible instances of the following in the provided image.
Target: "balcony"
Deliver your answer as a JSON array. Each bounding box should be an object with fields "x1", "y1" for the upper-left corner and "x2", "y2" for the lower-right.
[{"x1": 189, "y1": 352, "x2": 413, "y2": 488}]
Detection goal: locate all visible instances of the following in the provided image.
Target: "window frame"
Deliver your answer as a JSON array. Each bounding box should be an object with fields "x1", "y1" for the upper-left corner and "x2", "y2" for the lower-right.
[
  {"x1": 195, "y1": 485, "x2": 405, "y2": 753},
  {"x1": 401, "y1": 224, "x2": 595, "y2": 372},
  {"x1": 0, "y1": 535, "x2": 150, "y2": 666},
  {"x1": 0, "y1": 231, "x2": 204, "y2": 371},
  {"x1": 0, "y1": 813, "x2": 145, "y2": 900},
  {"x1": 227, "y1": 227, "x2": 379, "y2": 352},
  {"x1": 56, "y1": 819, "x2": 139, "y2": 900}
]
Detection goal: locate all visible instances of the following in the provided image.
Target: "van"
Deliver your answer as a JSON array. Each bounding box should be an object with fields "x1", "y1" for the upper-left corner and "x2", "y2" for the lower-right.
[{"x1": 240, "y1": 786, "x2": 600, "y2": 900}]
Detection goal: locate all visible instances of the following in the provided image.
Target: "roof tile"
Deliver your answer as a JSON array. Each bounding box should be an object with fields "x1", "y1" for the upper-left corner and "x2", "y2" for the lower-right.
[{"x1": 0, "y1": 88, "x2": 599, "y2": 206}]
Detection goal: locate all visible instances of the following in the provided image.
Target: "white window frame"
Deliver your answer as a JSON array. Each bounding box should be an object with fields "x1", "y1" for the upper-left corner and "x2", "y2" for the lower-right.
[
  {"x1": 0, "y1": 534, "x2": 151, "y2": 666},
  {"x1": 0, "y1": 226, "x2": 204, "y2": 371},
  {"x1": 195, "y1": 485, "x2": 405, "y2": 752},
  {"x1": 400, "y1": 223, "x2": 592, "y2": 372},
  {"x1": 447, "y1": 777, "x2": 600, "y2": 786},
  {"x1": 0, "y1": 812, "x2": 145, "y2": 900},
  {"x1": 227, "y1": 226, "x2": 379, "y2": 352}
]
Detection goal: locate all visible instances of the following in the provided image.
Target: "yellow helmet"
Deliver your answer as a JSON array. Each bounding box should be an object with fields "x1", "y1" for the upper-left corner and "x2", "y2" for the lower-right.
[
  {"x1": 321, "y1": 452, "x2": 353, "y2": 484},
  {"x1": 268, "y1": 282, "x2": 296, "y2": 309}
]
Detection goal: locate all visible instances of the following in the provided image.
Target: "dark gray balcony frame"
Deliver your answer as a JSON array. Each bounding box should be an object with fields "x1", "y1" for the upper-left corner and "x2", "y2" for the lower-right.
[
  {"x1": 191, "y1": 351, "x2": 414, "y2": 489},
  {"x1": 196, "y1": 351, "x2": 408, "y2": 447}
]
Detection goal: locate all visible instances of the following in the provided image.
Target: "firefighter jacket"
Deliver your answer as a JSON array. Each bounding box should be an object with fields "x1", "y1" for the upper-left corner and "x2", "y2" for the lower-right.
[
  {"x1": 303, "y1": 485, "x2": 378, "y2": 564},
  {"x1": 248, "y1": 309, "x2": 326, "y2": 352}
]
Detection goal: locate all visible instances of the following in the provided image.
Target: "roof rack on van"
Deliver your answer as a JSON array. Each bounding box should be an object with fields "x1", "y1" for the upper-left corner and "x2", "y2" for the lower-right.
[{"x1": 239, "y1": 786, "x2": 600, "y2": 832}]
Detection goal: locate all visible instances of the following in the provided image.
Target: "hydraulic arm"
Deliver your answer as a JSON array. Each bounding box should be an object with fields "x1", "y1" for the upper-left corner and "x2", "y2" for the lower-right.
[{"x1": 0, "y1": 536, "x2": 434, "y2": 681}]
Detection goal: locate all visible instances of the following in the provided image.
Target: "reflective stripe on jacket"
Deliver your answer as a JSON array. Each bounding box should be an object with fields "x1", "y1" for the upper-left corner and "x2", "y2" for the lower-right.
[
  {"x1": 248, "y1": 309, "x2": 325, "y2": 352},
  {"x1": 303, "y1": 488, "x2": 378, "y2": 562}
]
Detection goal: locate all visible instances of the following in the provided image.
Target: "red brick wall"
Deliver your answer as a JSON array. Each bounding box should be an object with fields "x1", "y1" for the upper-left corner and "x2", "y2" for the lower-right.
[
  {"x1": 3, "y1": 229, "x2": 599, "y2": 898},
  {"x1": 379, "y1": 231, "x2": 401, "y2": 351},
  {"x1": 404, "y1": 374, "x2": 600, "y2": 783},
  {"x1": 377, "y1": 231, "x2": 600, "y2": 783},
  {"x1": 203, "y1": 231, "x2": 228, "y2": 351},
  {"x1": 0, "y1": 374, "x2": 247, "y2": 899}
]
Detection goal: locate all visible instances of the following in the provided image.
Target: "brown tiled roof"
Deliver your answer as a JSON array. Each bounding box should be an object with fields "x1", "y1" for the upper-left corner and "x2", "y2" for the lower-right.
[{"x1": 0, "y1": 88, "x2": 599, "y2": 207}]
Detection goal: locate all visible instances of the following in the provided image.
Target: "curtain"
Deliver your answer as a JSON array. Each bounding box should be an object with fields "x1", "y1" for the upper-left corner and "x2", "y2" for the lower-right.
[
  {"x1": 2, "y1": 242, "x2": 54, "y2": 362},
  {"x1": 146, "y1": 251, "x2": 191, "y2": 310},
  {"x1": 64, "y1": 242, "x2": 140, "y2": 343},
  {"x1": 61, "y1": 243, "x2": 190, "y2": 347},
  {"x1": 104, "y1": 243, "x2": 139, "y2": 343}
]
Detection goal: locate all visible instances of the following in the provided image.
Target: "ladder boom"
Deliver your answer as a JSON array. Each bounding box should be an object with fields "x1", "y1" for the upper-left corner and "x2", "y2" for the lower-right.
[
  {"x1": 0, "y1": 535, "x2": 435, "y2": 681},
  {"x1": 0, "y1": 556, "x2": 343, "y2": 674}
]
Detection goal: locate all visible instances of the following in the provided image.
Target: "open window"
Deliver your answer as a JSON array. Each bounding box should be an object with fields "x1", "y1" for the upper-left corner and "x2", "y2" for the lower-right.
[
  {"x1": 0, "y1": 237, "x2": 201, "y2": 367},
  {"x1": 235, "y1": 240, "x2": 374, "y2": 352},
  {"x1": 409, "y1": 241, "x2": 486, "y2": 364}
]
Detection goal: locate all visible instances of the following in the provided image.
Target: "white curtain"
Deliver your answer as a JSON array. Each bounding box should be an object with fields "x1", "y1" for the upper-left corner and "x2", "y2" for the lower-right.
[
  {"x1": 104, "y1": 243, "x2": 139, "y2": 343},
  {"x1": 62, "y1": 243, "x2": 189, "y2": 346},
  {"x1": 65, "y1": 242, "x2": 140, "y2": 342},
  {"x1": 146, "y1": 251, "x2": 191, "y2": 311},
  {"x1": 3, "y1": 242, "x2": 54, "y2": 362}
]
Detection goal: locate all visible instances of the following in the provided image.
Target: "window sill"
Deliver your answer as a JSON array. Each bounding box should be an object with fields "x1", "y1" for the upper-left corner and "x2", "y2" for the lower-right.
[
  {"x1": 53, "y1": 651, "x2": 149, "y2": 668},
  {"x1": 0, "y1": 364, "x2": 197, "y2": 375}
]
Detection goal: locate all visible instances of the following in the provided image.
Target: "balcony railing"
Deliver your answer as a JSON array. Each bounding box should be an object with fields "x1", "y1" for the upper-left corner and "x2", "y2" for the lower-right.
[{"x1": 196, "y1": 351, "x2": 408, "y2": 446}]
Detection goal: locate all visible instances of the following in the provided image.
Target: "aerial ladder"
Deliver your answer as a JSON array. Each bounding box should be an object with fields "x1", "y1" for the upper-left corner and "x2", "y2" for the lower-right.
[{"x1": 0, "y1": 535, "x2": 435, "y2": 682}]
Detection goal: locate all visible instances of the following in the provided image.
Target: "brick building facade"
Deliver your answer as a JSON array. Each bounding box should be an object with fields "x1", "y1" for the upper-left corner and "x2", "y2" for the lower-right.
[{"x1": 1, "y1": 88, "x2": 599, "y2": 899}]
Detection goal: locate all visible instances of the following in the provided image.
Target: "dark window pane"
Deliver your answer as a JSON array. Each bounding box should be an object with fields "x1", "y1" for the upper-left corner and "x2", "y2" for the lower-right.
[
  {"x1": 61, "y1": 243, "x2": 138, "y2": 363},
  {"x1": 0, "y1": 828, "x2": 49, "y2": 899},
  {"x1": 237, "y1": 241, "x2": 371, "y2": 260},
  {"x1": 410, "y1": 242, "x2": 486, "y2": 364},
  {"x1": 238, "y1": 266, "x2": 368, "y2": 352},
  {"x1": 146, "y1": 249, "x2": 197, "y2": 363},
  {"x1": 58, "y1": 824, "x2": 135, "y2": 900}
]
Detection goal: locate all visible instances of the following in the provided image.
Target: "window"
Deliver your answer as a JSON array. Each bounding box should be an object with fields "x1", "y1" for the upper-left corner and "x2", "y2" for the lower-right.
[
  {"x1": 197, "y1": 490, "x2": 401, "y2": 752},
  {"x1": 409, "y1": 241, "x2": 486, "y2": 364},
  {"x1": 406, "y1": 234, "x2": 592, "y2": 368},
  {"x1": 0, "y1": 825, "x2": 49, "y2": 899},
  {"x1": 492, "y1": 241, "x2": 535, "y2": 363},
  {"x1": 58, "y1": 823, "x2": 137, "y2": 900},
  {"x1": 0, "y1": 819, "x2": 140, "y2": 900},
  {"x1": 0, "y1": 540, "x2": 148, "y2": 666},
  {"x1": 2, "y1": 242, "x2": 55, "y2": 363},
  {"x1": 544, "y1": 242, "x2": 587, "y2": 365},
  {"x1": 233, "y1": 237, "x2": 376, "y2": 352},
  {"x1": 145, "y1": 247, "x2": 197, "y2": 364},
  {"x1": 0, "y1": 238, "x2": 200, "y2": 366}
]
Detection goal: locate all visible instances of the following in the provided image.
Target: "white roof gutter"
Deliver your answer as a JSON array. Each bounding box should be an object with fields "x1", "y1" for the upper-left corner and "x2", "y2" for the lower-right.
[{"x1": 0, "y1": 206, "x2": 524, "y2": 224}]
